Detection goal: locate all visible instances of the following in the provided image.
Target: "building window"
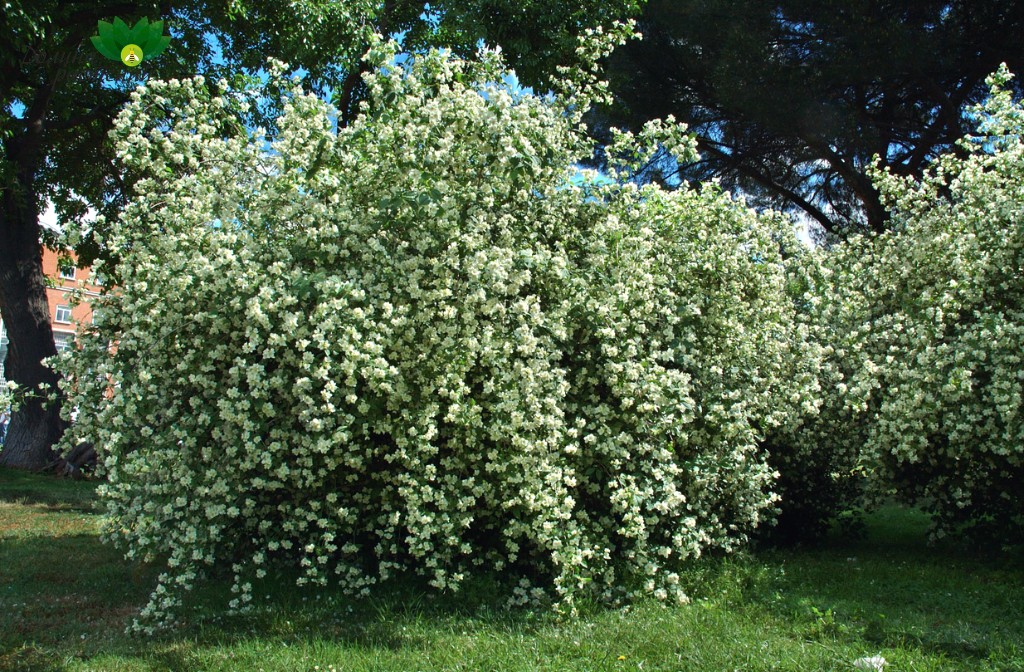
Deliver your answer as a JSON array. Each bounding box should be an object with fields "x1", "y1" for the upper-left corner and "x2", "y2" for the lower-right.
[
  {"x1": 54, "y1": 331, "x2": 75, "y2": 353},
  {"x1": 55, "y1": 305, "x2": 72, "y2": 323},
  {"x1": 0, "y1": 321, "x2": 8, "y2": 386},
  {"x1": 59, "y1": 265, "x2": 77, "y2": 281}
]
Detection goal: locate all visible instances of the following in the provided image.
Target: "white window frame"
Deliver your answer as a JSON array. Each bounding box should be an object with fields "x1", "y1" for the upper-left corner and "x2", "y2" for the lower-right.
[
  {"x1": 55, "y1": 304, "x2": 73, "y2": 323},
  {"x1": 59, "y1": 265, "x2": 76, "y2": 281},
  {"x1": 53, "y1": 331, "x2": 75, "y2": 353},
  {"x1": 0, "y1": 320, "x2": 8, "y2": 385}
]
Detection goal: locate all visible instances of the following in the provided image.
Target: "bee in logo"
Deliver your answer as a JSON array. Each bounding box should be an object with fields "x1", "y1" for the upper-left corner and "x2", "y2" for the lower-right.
[{"x1": 120, "y1": 44, "x2": 144, "y2": 67}]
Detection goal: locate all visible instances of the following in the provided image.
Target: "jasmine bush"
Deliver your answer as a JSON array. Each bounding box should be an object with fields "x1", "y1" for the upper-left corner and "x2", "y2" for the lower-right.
[
  {"x1": 776, "y1": 66, "x2": 1024, "y2": 544},
  {"x1": 59, "y1": 27, "x2": 814, "y2": 629},
  {"x1": 851, "y1": 67, "x2": 1024, "y2": 542}
]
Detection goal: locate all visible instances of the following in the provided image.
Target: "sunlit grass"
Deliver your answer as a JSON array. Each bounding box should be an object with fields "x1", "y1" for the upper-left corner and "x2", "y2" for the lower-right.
[{"x1": 1, "y1": 468, "x2": 1021, "y2": 671}]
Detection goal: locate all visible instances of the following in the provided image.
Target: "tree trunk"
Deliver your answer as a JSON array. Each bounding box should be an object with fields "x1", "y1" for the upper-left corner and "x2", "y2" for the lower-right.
[
  {"x1": 50, "y1": 441, "x2": 97, "y2": 479},
  {"x1": 0, "y1": 158, "x2": 65, "y2": 470}
]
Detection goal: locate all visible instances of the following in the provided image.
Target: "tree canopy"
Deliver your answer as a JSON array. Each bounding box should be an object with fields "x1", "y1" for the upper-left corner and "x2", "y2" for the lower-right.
[{"x1": 602, "y1": 0, "x2": 1024, "y2": 236}]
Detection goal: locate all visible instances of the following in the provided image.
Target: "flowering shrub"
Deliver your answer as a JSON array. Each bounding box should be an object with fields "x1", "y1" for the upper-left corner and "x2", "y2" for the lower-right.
[
  {"x1": 857, "y1": 67, "x2": 1024, "y2": 542},
  {"x1": 61, "y1": 29, "x2": 811, "y2": 628},
  {"x1": 782, "y1": 66, "x2": 1024, "y2": 543}
]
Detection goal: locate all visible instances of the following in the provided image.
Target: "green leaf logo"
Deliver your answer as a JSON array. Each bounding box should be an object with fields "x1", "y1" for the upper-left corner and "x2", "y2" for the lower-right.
[{"x1": 90, "y1": 17, "x2": 172, "y2": 66}]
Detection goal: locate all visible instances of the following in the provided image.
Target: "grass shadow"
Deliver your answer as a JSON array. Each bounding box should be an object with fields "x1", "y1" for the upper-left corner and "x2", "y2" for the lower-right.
[
  {"x1": 2, "y1": 523, "x2": 563, "y2": 667},
  {"x1": 0, "y1": 468, "x2": 102, "y2": 514},
  {"x1": 179, "y1": 566, "x2": 558, "y2": 648},
  {"x1": 0, "y1": 471, "x2": 567, "y2": 670},
  {"x1": 699, "y1": 505, "x2": 1024, "y2": 667}
]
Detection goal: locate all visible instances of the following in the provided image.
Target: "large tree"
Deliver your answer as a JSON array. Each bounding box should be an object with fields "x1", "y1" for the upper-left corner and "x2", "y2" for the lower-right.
[
  {"x1": 602, "y1": 0, "x2": 1024, "y2": 236},
  {"x1": 0, "y1": 0, "x2": 639, "y2": 470}
]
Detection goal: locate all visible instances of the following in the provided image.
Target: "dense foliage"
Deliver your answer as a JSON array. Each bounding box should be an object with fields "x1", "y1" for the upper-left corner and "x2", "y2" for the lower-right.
[
  {"x1": 54, "y1": 1, "x2": 1024, "y2": 628},
  {"x1": 757, "y1": 251, "x2": 856, "y2": 543},
  {"x1": 59, "y1": 29, "x2": 815, "y2": 629},
  {"x1": 769, "y1": 67, "x2": 1024, "y2": 543}
]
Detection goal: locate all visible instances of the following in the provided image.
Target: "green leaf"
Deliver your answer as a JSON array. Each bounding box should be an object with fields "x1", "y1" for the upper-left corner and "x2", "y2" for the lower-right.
[
  {"x1": 128, "y1": 17, "x2": 149, "y2": 45},
  {"x1": 112, "y1": 17, "x2": 130, "y2": 47},
  {"x1": 97, "y1": 21, "x2": 121, "y2": 55},
  {"x1": 144, "y1": 36, "x2": 171, "y2": 59},
  {"x1": 90, "y1": 35, "x2": 121, "y2": 61},
  {"x1": 141, "y1": 20, "x2": 165, "y2": 51}
]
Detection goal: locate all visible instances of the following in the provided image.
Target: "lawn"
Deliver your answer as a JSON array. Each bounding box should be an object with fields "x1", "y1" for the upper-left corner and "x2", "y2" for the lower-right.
[{"x1": 1, "y1": 468, "x2": 1021, "y2": 672}]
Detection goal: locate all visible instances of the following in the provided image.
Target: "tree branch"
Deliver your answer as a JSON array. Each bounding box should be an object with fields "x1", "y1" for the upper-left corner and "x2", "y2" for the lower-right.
[
  {"x1": 695, "y1": 138, "x2": 838, "y2": 234},
  {"x1": 900, "y1": 77, "x2": 977, "y2": 174},
  {"x1": 336, "y1": 0, "x2": 397, "y2": 126}
]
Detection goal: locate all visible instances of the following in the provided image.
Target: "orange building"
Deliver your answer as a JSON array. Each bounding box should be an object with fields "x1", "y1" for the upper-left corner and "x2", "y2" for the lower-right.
[
  {"x1": 39, "y1": 247, "x2": 103, "y2": 352},
  {"x1": 0, "y1": 248, "x2": 102, "y2": 383}
]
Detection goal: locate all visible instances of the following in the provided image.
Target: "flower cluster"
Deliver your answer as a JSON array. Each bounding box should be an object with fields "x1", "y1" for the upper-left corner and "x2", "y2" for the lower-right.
[{"x1": 60, "y1": 29, "x2": 808, "y2": 628}]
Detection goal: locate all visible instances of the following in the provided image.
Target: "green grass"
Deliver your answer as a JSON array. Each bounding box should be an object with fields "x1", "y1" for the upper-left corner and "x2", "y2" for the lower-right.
[{"x1": 1, "y1": 468, "x2": 1022, "y2": 672}]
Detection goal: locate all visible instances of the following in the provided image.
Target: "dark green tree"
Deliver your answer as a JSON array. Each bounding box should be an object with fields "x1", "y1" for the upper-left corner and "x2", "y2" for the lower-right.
[
  {"x1": 602, "y1": 0, "x2": 1024, "y2": 236},
  {"x1": 0, "y1": 0, "x2": 639, "y2": 470}
]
